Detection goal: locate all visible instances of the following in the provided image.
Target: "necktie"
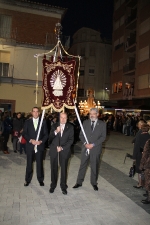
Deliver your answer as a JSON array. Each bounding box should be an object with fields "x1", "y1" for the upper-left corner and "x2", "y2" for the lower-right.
[
  {"x1": 34, "y1": 120, "x2": 38, "y2": 130},
  {"x1": 91, "y1": 121, "x2": 95, "y2": 131}
]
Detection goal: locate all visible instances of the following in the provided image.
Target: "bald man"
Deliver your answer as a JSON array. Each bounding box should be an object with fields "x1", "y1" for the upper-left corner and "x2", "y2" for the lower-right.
[{"x1": 49, "y1": 113, "x2": 74, "y2": 195}]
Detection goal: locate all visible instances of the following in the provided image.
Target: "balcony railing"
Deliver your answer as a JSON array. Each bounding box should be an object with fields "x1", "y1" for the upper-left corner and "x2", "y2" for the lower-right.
[
  {"x1": 0, "y1": 28, "x2": 17, "y2": 40},
  {"x1": 0, "y1": 28, "x2": 70, "y2": 48},
  {"x1": 126, "y1": 0, "x2": 138, "y2": 7},
  {"x1": 45, "y1": 33, "x2": 70, "y2": 48},
  {"x1": 115, "y1": 43, "x2": 124, "y2": 50},
  {"x1": 125, "y1": 9, "x2": 137, "y2": 26},
  {"x1": 123, "y1": 62, "x2": 135, "y2": 73},
  {"x1": 125, "y1": 33, "x2": 136, "y2": 48}
]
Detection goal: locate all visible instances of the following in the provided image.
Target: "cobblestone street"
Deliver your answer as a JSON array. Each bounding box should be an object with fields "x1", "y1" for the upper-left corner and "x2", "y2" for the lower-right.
[{"x1": 0, "y1": 132, "x2": 150, "y2": 225}]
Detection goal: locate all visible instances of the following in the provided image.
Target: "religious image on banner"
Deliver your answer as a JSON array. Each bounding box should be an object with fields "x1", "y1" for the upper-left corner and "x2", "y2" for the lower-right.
[{"x1": 41, "y1": 57, "x2": 76, "y2": 111}]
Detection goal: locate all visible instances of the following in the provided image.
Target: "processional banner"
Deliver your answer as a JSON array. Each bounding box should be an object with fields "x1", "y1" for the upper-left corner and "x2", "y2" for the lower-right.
[{"x1": 41, "y1": 57, "x2": 76, "y2": 111}]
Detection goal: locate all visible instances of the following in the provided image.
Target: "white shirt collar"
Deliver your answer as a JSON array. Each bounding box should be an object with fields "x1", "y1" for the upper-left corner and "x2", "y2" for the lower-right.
[
  {"x1": 91, "y1": 119, "x2": 97, "y2": 124},
  {"x1": 33, "y1": 117, "x2": 39, "y2": 121}
]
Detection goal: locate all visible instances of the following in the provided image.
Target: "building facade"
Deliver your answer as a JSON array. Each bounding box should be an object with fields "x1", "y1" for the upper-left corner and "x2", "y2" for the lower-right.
[
  {"x1": 111, "y1": 0, "x2": 150, "y2": 108},
  {"x1": 69, "y1": 27, "x2": 112, "y2": 103},
  {"x1": 0, "y1": 0, "x2": 66, "y2": 113}
]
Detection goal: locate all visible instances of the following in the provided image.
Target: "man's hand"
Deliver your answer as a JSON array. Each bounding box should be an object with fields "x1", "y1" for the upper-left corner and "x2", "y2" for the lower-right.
[
  {"x1": 85, "y1": 144, "x2": 94, "y2": 150},
  {"x1": 31, "y1": 139, "x2": 36, "y2": 145},
  {"x1": 56, "y1": 126, "x2": 61, "y2": 133},
  {"x1": 0, "y1": 131, "x2": 2, "y2": 135},
  {"x1": 57, "y1": 146, "x2": 62, "y2": 152},
  {"x1": 36, "y1": 141, "x2": 42, "y2": 145}
]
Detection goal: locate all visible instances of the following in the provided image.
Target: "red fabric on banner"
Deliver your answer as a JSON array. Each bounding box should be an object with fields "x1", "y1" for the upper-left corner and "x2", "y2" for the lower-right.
[{"x1": 41, "y1": 59, "x2": 76, "y2": 111}]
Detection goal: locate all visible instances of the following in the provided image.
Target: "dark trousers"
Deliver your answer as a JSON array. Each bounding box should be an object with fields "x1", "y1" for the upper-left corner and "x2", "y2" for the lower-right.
[
  {"x1": 13, "y1": 137, "x2": 19, "y2": 151},
  {"x1": 50, "y1": 153, "x2": 69, "y2": 189},
  {"x1": 20, "y1": 143, "x2": 26, "y2": 154},
  {"x1": 25, "y1": 150, "x2": 44, "y2": 183},
  {"x1": 3, "y1": 133, "x2": 9, "y2": 151},
  {"x1": 77, "y1": 150, "x2": 100, "y2": 186}
]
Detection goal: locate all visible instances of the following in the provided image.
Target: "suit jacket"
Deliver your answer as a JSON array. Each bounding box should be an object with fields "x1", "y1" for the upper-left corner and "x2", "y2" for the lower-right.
[
  {"x1": 49, "y1": 122, "x2": 74, "y2": 159},
  {"x1": 79, "y1": 119, "x2": 106, "y2": 155},
  {"x1": 22, "y1": 118, "x2": 48, "y2": 152}
]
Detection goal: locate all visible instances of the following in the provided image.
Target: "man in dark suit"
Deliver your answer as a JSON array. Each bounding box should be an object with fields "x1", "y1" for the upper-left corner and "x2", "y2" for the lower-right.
[
  {"x1": 23, "y1": 107, "x2": 48, "y2": 187},
  {"x1": 49, "y1": 113, "x2": 74, "y2": 195},
  {"x1": 73, "y1": 108, "x2": 106, "y2": 191}
]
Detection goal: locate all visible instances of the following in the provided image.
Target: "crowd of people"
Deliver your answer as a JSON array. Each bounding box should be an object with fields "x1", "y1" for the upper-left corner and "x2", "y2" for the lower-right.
[{"x1": 0, "y1": 110, "x2": 150, "y2": 202}]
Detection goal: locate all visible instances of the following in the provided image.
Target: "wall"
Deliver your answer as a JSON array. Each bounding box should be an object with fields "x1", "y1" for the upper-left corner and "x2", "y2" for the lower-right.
[{"x1": 0, "y1": 83, "x2": 42, "y2": 112}]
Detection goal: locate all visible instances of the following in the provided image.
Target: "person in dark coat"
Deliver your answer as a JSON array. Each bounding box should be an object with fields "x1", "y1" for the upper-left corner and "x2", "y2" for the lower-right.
[
  {"x1": 13, "y1": 112, "x2": 24, "y2": 153},
  {"x1": 22, "y1": 107, "x2": 48, "y2": 187},
  {"x1": 2, "y1": 113, "x2": 12, "y2": 154},
  {"x1": 133, "y1": 124, "x2": 150, "y2": 188},
  {"x1": 49, "y1": 113, "x2": 74, "y2": 195},
  {"x1": 140, "y1": 139, "x2": 150, "y2": 204}
]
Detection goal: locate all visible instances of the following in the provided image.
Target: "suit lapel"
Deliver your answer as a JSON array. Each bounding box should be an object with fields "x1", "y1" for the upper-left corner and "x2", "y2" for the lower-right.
[{"x1": 61, "y1": 123, "x2": 68, "y2": 137}]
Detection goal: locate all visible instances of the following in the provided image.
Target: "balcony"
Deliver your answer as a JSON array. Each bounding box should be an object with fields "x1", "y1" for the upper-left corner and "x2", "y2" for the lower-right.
[
  {"x1": 123, "y1": 62, "x2": 135, "y2": 75},
  {"x1": 125, "y1": 9, "x2": 137, "y2": 29},
  {"x1": 0, "y1": 28, "x2": 70, "y2": 49},
  {"x1": 125, "y1": 32, "x2": 136, "y2": 52},
  {"x1": 126, "y1": 0, "x2": 138, "y2": 7},
  {"x1": 115, "y1": 43, "x2": 124, "y2": 51}
]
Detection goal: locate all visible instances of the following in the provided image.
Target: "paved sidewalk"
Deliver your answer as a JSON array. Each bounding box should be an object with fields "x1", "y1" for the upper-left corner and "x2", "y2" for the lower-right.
[{"x1": 0, "y1": 132, "x2": 150, "y2": 225}]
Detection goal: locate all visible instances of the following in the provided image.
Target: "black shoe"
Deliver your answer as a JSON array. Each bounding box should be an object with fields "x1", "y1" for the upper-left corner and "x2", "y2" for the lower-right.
[
  {"x1": 39, "y1": 182, "x2": 44, "y2": 186},
  {"x1": 93, "y1": 185, "x2": 98, "y2": 191},
  {"x1": 73, "y1": 184, "x2": 82, "y2": 188},
  {"x1": 133, "y1": 185, "x2": 143, "y2": 189},
  {"x1": 49, "y1": 188, "x2": 55, "y2": 193},
  {"x1": 62, "y1": 189, "x2": 67, "y2": 195},
  {"x1": 24, "y1": 182, "x2": 30, "y2": 186},
  {"x1": 143, "y1": 193, "x2": 148, "y2": 197},
  {"x1": 14, "y1": 150, "x2": 17, "y2": 153},
  {"x1": 141, "y1": 199, "x2": 150, "y2": 204}
]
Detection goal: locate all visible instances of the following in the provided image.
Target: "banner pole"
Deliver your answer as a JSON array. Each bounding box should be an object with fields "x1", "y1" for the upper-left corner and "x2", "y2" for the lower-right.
[{"x1": 74, "y1": 102, "x2": 90, "y2": 154}]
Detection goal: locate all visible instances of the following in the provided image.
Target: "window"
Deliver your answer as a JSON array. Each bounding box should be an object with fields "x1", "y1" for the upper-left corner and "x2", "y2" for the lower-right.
[
  {"x1": 120, "y1": 15, "x2": 125, "y2": 26},
  {"x1": 118, "y1": 82, "x2": 122, "y2": 92},
  {"x1": 89, "y1": 67, "x2": 95, "y2": 76},
  {"x1": 82, "y1": 33, "x2": 86, "y2": 41},
  {"x1": 115, "y1": 0, "x2": 120, "y2": 10},
  {"x1": 139, "y1": 17, "x2": 150, "y2": 36},
  {"x1": 79, "y1": 70, "x2": 84, "y2": 76},
  {"x1": 113, "y1": 61, "x2": 118, "y2": 72},
  {"x1": 78, "y1": 89, "x2": 84, "y2": 97},
  {"x1": 114, "y1": 20, "x2": 119, "y2": 30},
  {"x1": 139, "y1": 46, "x2": 149, "y2": 62},
  {"x1": 0, "y1": 63, "x2": 9, "y2": 77},
  {"x1": 0, "y1": 51, "x2": 10, "y2": 77},
  {"x1": 119, "y1": 58, "x2": 123, "y2": 70},
  {"x1": 80, "y1": 47, "x2": 85, "y2": 56},
  {"x1": 89, "y1": 47, "x2": 95, "y2": 56},
  {"x1": 0, "y1": 14, "x2": 12, "y2": 38},
  {"x1": 91, "y1": 35, "x2": 96, "y2": 41},
  {"x1": 112, "y1": 81, "x2": 122, "y2": 93},
  {"x1": 138, "y1": 74, "x2": 150, "y2": 89}
]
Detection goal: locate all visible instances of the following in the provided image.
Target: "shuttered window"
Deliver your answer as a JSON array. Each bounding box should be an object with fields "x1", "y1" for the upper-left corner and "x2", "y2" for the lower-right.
[
  {"x1": 139, "y1": 46, "x2": 149, "y2": 62},
  {"x1": 139, "y1": 18, "x2": 150, "y2": 35},
  {"x1": 138, "y1": 74, "x2": 150, "y2": 89},
  {"x1": 0, "y1": 14, "x2": 12, "y2": 38}
]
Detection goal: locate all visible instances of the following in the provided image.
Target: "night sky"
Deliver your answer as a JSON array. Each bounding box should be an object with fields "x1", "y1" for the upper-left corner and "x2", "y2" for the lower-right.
[{"x1": 32, "y1": 0, "x2": 113, "y2": 40}]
